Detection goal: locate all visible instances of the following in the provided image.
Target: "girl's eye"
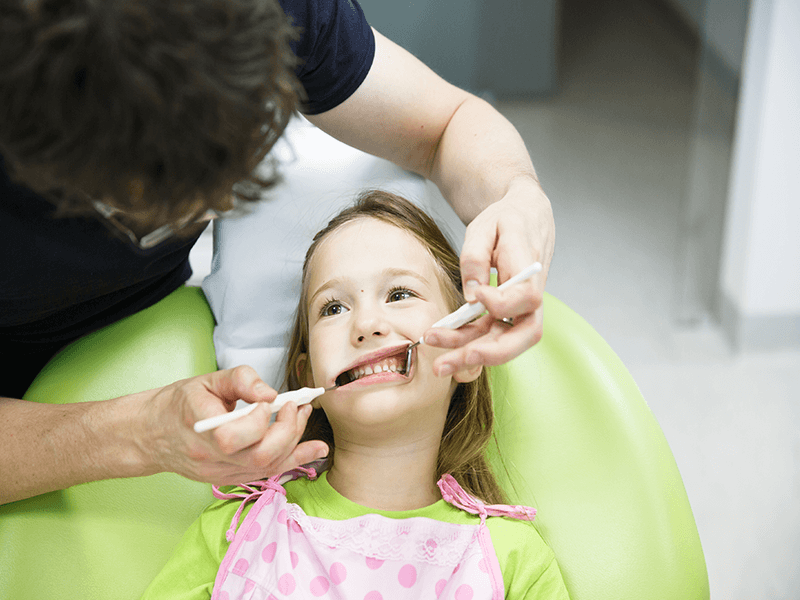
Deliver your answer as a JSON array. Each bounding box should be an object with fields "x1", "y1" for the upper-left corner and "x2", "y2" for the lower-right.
[
  {"x1": 320, "y1": 301, "x2": 347, "y2": 317},
  {"x1": 388, "y1": 287, "x2": 415, "y2": 303}
]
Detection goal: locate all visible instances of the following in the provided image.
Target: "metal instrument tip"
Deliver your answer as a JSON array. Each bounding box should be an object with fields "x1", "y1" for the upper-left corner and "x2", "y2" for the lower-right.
[{"x1": 401, "y1": 340, "x2": 420, "y2": 375}]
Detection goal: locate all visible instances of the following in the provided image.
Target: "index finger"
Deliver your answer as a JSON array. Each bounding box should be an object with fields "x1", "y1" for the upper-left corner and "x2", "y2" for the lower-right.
[
  {"x1": 461, "y1": 213, "x2": 535, "y2": 302},
  {"x1": 433, "y1": 306, "x2": 543, "y2": 372},
  {"x1": 473, "y1": 276, "x2": 543, "y2": 322},
  {"x1": 204, "y1": 365, "x2": 277, "y2": 407},
  {"x1": 232, "y1": 403, "x2": 326, "y2": 472},
  {"x1": 211, "y1": 402, "x2": 272, "y2": 455},
  {"x1": 459, "y1": 219, "x2": 496, "y2": 301}
]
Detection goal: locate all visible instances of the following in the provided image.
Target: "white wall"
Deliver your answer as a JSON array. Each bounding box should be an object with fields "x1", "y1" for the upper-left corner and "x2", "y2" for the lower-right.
[{"x1": 720, "y1": 0, "x2": 800, "y2": 346}]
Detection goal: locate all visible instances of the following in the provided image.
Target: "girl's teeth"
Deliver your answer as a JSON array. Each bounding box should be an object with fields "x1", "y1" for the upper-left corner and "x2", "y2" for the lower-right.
[{"x1": 345, "y1": 355, "x2": 406, "y2": 382}]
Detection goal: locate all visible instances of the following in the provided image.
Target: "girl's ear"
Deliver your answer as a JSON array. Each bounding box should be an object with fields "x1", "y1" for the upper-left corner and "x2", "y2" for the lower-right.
[
  {"x1": 295, "y1": 353, "x2": 314, "y2": 388},
  {"x1": 452, "y1": 364, "x2": 483, "y2": 383},
  {"x1": 295, "y1": 353, "x2": 327, "y2": 408}
]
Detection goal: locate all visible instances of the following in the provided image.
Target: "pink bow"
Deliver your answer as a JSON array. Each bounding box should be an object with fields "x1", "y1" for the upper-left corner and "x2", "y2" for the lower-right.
[{"x1": 437, "y1": 474, "x2": 537, "y2": 522}]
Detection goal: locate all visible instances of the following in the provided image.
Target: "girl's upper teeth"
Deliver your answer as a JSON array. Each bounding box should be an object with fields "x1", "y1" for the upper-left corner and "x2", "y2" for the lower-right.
[{"x1": 347, "y1": 356, "x2": 404, "y2": 382}]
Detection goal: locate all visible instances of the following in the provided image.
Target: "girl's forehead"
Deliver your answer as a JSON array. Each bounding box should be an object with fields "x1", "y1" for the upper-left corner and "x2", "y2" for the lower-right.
[
  {"x1": 311, "y1": 218, "x2": 435, "y2": 274},
  {"x1": 304, "y1": 216, "x2": 458, "y2": 312},
  {"x1": 324, "y1": 217, "x2": 411, "y2": 243}
]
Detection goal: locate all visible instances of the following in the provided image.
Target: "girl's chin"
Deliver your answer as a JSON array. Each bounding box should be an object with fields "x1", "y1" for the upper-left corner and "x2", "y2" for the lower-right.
[
  {"x1": 325, "y1": 388, "x2": 446, "y2": 430},
  {"x1": 330, "y1": 409, "x2": 436, "y2": 439}
]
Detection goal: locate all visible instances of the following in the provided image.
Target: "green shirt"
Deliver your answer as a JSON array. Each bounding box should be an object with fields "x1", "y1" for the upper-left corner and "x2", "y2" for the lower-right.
[{"x1": 141, "y1": 472, "x2": 569, "y2": 599}]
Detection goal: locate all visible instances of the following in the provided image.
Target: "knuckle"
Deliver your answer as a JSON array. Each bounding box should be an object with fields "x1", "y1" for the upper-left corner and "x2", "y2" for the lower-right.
[
  {"x1": 231, "y1": 365, "x2": 255, "y2": 385},
  {"x1": 186, "y1": 444, "x2": 213, "y2": 463},
  {"x1": 464, "y1": 346, "x2": 485, "y2": 366},
  {"x1": 213, "y1": 431, "x2": 241, "y2": 456},
  {"x1": 167, "y1": 380, "x2": 190, "y2": 401},
  {"x1": 460, "y1": 257, "x2": 483, "y2": 278},
  {"x1": 531, "y1": 324, "x2": 543, "y2": 347},
  {"x1": 252, "y1": 447, "x2": 284, "y2": 469}
]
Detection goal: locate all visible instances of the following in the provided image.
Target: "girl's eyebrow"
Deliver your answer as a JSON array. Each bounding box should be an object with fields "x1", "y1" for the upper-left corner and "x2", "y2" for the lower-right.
[
  {"x1": 383, "y1": 267, "x2": 431, "y2": 286},
  {"x1": 308, "y1": 268, "x2": 431, "y2": 307},
  {"x1": 308, "y1": 277, "x2": 347, "y2": 308}
]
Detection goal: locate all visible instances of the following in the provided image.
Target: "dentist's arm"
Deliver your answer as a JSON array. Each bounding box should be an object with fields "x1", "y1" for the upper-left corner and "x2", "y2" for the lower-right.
[
  {"x1": 0, "y1": 366, "x2": 327, "y2": 504},
  {"x1": 307, "y1": 29, "x2": 554, "y2": 373}
]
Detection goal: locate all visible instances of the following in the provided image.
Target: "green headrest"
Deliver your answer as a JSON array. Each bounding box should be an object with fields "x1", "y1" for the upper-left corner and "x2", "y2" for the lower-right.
[{"x1": 0, "y1": 286, "x2": 708, "y2": 599}]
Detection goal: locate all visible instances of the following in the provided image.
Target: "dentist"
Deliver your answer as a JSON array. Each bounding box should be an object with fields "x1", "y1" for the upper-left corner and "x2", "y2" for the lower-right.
[{"x1": 0, "y1": 0, "x2": 553, "y2": 503}]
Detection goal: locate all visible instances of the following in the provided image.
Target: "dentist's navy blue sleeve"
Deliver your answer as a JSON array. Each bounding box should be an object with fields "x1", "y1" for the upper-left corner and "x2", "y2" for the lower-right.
[{"x1": 280, "y1": 0, "x2": 376, "y2": 115}]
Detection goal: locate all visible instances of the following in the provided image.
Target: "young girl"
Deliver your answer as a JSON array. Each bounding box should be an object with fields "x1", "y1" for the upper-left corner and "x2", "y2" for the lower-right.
[{"x1": 142, "y1": 191, "x2": 568, "y2": 599}]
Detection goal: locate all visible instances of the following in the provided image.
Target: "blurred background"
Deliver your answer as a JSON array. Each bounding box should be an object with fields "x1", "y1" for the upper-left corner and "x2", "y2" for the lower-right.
[{"x1": 191, "y1": 0, "x2": 799, "y2": 596}]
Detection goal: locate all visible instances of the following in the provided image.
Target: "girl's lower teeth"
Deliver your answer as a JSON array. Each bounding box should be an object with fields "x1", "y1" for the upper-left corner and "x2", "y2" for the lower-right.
[{"x1": 342, "y1": 360, "x2": 407, "y2": 384}]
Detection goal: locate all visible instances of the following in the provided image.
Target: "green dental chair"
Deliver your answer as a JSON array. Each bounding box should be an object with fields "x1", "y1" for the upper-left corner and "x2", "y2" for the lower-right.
[{"x1": 0, "y1": 286, "x2": 709, "y2": 600}]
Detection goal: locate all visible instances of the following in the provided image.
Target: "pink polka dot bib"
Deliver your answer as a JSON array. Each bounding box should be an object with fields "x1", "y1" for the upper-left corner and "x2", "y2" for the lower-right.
[{"x1": 210, "y1": 468, "x2": 536, "y2": 599}]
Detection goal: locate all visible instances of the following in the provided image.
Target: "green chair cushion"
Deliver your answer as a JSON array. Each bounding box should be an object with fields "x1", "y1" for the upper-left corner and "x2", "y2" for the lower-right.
[
  {"x1": 0, "y1": 287, "x2": 708, "y2": 600},
  {"x1": 487, "y1": 294, "x2": 708, "y2": 599},
  {"x1": 0, "y1": 287, "x2": 218, "y2": 600}
]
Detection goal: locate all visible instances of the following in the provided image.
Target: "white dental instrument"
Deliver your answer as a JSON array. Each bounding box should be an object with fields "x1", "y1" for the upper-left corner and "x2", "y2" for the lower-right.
[
  {"x1": 401, "y1": 261, "x2": 543, "y2": 372},
  {"x1": 193, "y1": 386, "x2": 335, "y2": 433},
  {"x1": 195, "y1": 261, "x2": 543, "y2": 432}
]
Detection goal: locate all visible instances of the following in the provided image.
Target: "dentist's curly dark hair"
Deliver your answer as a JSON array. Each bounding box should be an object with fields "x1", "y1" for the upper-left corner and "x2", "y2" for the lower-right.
[{"x1": 0, "y1": 0, "x2": 302, "y2": 230}]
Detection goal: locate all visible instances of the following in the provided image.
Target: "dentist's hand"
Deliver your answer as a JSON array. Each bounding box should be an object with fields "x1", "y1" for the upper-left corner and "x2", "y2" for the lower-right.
[
  {"x1": 139, "y1": 366, "x2": 328, "y2": 485},
  {"x1": 425, "y1": 179, "x2": 553, "y2": 375}
]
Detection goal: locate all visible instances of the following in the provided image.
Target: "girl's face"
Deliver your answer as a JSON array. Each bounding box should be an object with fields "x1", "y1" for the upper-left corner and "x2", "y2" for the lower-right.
[{"x1": 297, "y1": 218, "x2": 480, "y2": 441}]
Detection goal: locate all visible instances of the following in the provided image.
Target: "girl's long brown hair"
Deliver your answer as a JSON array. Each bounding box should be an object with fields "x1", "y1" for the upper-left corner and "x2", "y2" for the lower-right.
[{"x1": 284, "y1": 190, "x2": 506, "y2": 505}]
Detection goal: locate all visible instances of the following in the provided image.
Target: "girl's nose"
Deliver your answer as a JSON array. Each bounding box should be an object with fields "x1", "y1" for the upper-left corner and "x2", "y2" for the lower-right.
[
  {"x1": 357, "y1": 332, "x2": 381, "y2": 342},
  {"x1": 353, "y1": 309, "x2": 390, "y2": 344}
]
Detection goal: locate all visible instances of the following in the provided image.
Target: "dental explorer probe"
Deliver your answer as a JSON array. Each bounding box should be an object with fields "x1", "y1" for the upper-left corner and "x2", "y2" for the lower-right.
[
  {"x1": 193, "y1": 385, "x2": 337, "y2": 433},
  {"x1": 400, "y1": 261, "x2": 543, "y2": 374}
]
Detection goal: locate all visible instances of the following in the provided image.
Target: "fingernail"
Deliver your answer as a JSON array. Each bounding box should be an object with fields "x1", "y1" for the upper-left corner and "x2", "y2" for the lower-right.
[
  {"x1": 255, "y1": 382, "x2": 268, "y2": 395},
  {"x1": 438, "y1": 364, "x2": 455, "y2": 377}
]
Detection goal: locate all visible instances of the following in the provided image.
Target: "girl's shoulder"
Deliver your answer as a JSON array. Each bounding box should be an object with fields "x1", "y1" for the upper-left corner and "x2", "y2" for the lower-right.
[
  {"x1": 485, "y1": 516, "x2": 568, "y2": 598},
  {"x1": 484, "y1": 513, "x2": 552, "y2": 559}
]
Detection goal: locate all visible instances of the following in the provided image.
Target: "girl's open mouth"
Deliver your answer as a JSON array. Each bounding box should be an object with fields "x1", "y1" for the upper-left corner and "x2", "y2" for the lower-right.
[{"x1": 335, "y1": 347, "x2": 411, "y2": 387}]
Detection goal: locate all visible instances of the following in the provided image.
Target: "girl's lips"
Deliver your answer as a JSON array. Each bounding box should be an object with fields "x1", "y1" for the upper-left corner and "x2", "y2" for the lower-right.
[
  {"x1": 337, "y1": 369, "x2": 407, "y2": 390},
  {"x1": 334, "y1": 344, "x2": 412, "y2": 387}
]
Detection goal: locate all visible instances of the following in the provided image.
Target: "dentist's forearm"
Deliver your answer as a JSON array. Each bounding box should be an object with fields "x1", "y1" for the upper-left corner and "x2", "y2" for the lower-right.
[
  {"x1": 305, "y1": 29, "x2": 544, "y2": 225},
  {"x1": 428, "y1": 95, "x2": 542, "y2": 223},
  {"x1": 0, "y1": 395, "x2": 150, "y2": 504}
]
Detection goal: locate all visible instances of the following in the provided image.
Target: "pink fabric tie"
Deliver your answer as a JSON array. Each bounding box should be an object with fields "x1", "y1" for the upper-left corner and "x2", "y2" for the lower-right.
[
  {"x1": 437, "y1": 474, "x2": 537, "y2": 523},
  {"x1": 213, "y1": 466, "x2": 317, "y2": 542}
]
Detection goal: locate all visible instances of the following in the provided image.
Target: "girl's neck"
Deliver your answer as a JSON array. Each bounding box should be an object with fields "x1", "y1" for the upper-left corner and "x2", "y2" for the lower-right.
[{"x1": 325, "y1": 434, "x2": 442, "y2": 512}]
